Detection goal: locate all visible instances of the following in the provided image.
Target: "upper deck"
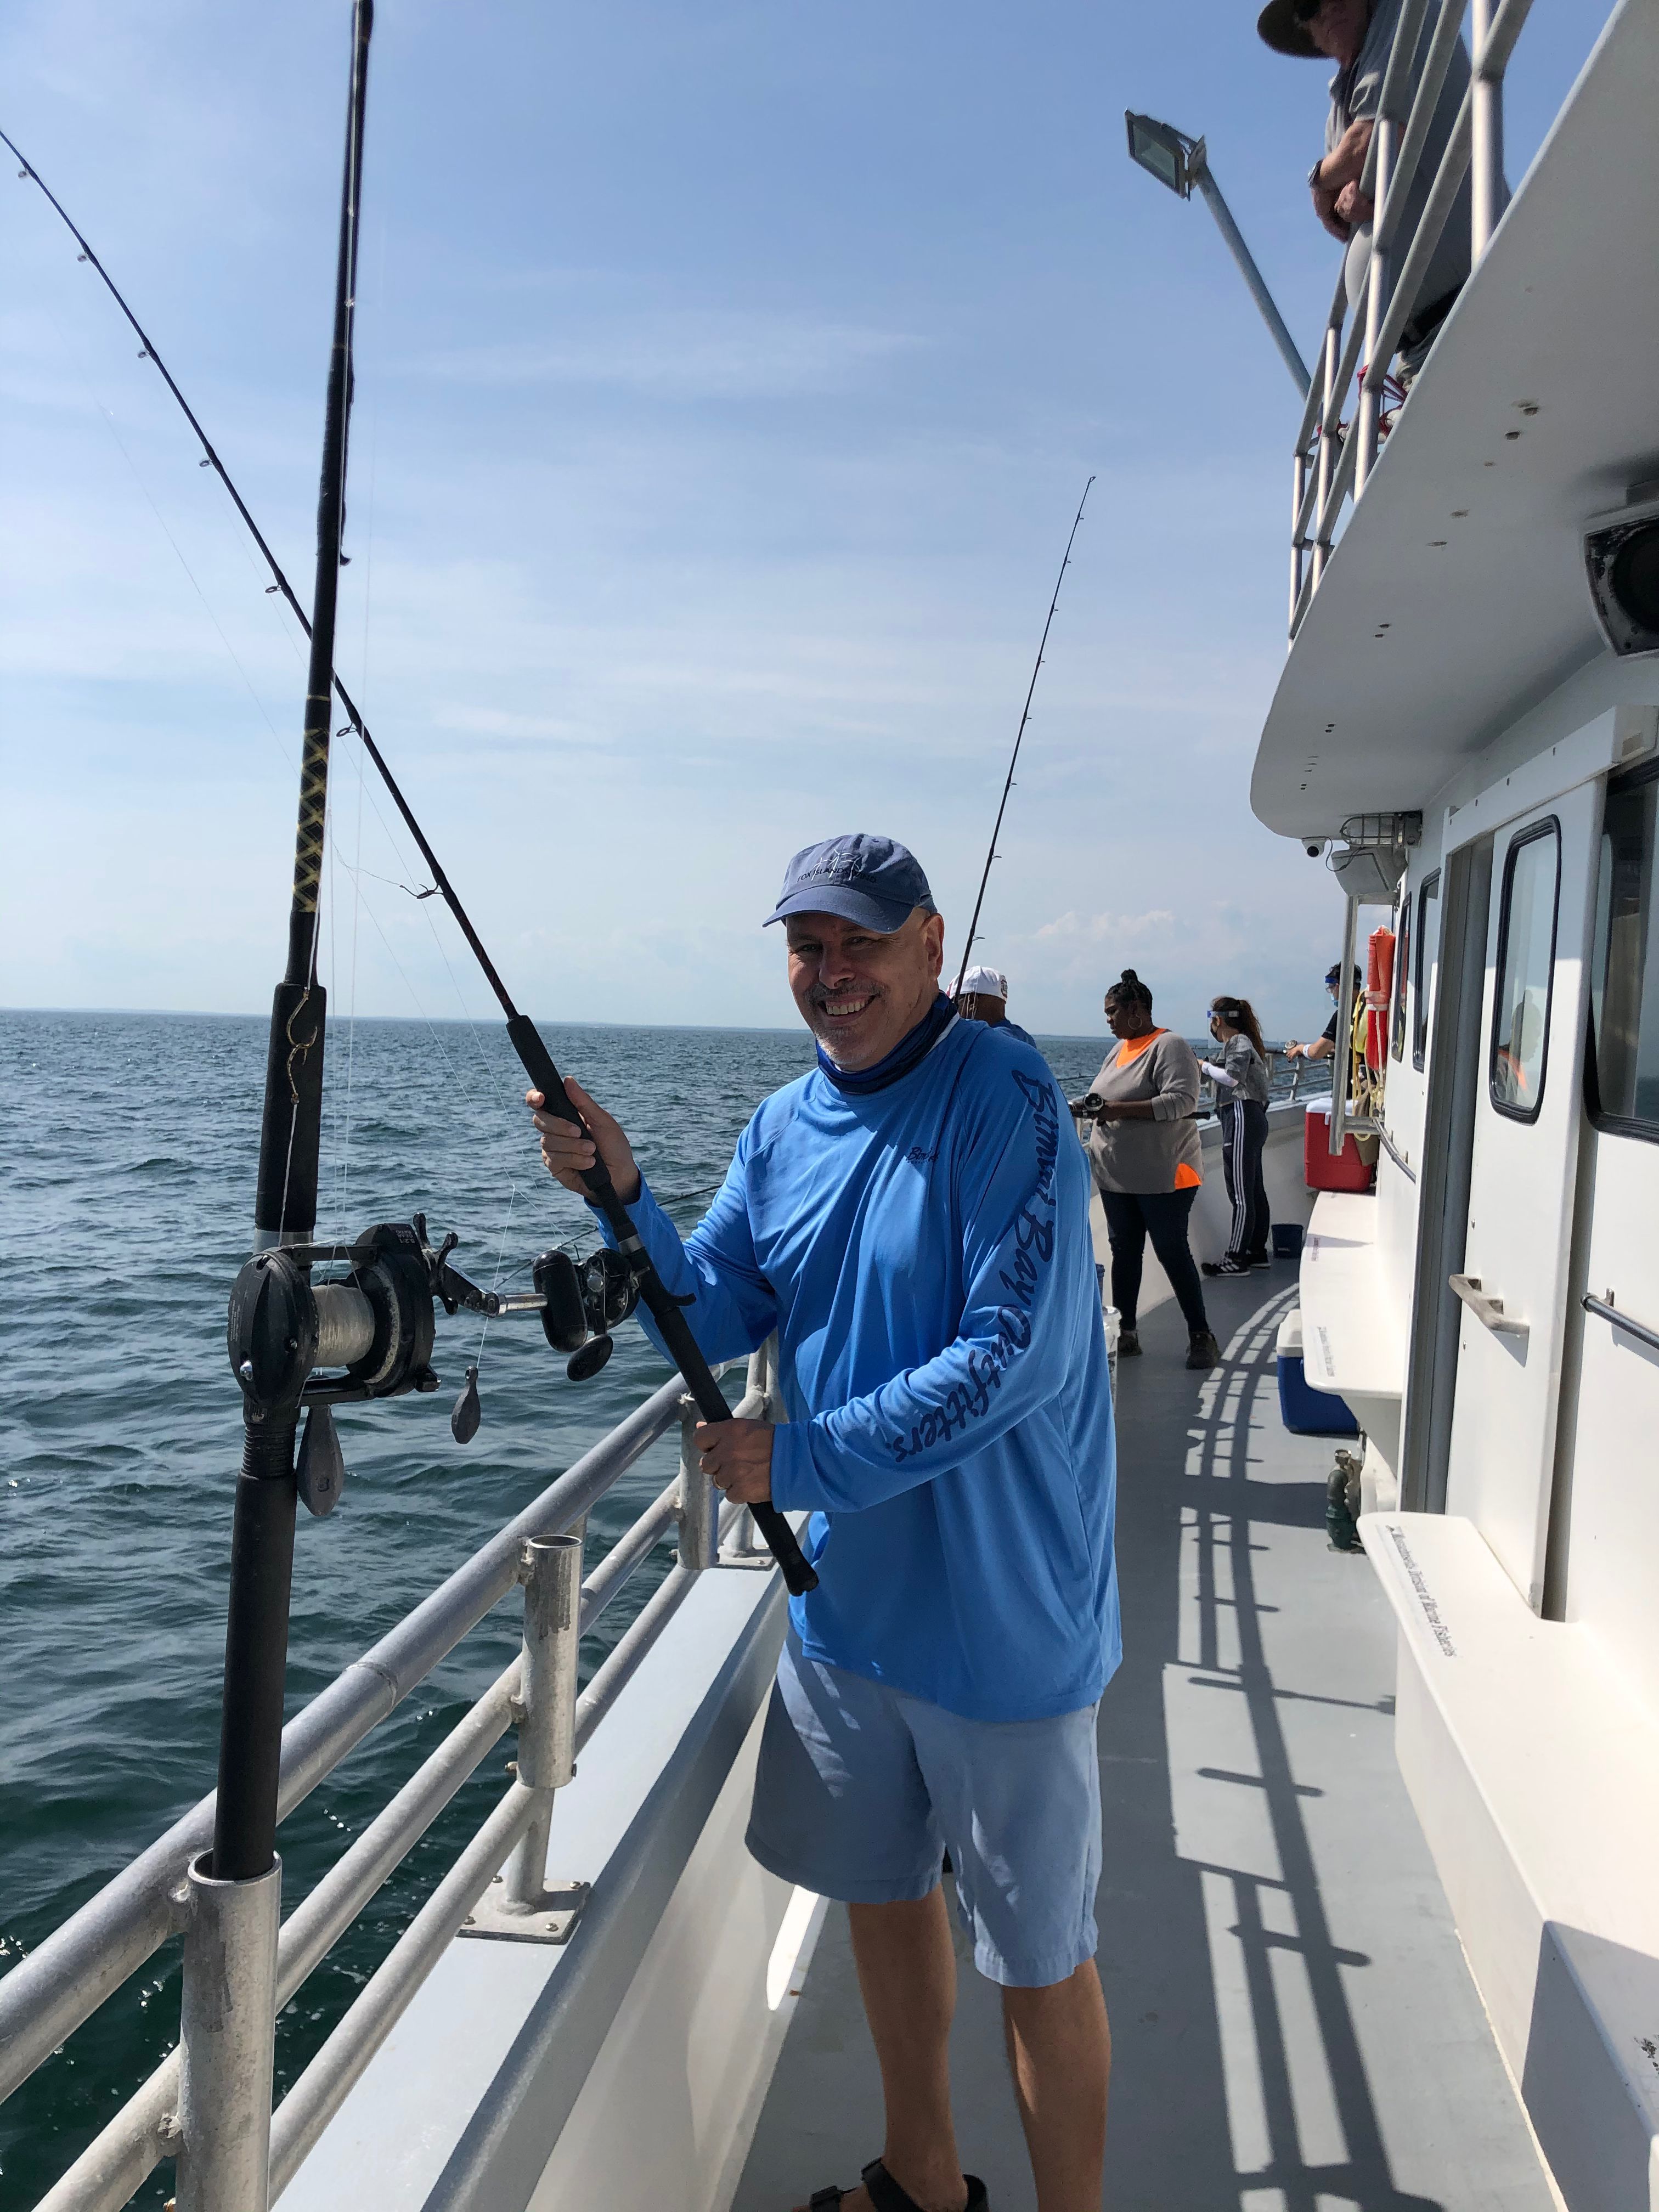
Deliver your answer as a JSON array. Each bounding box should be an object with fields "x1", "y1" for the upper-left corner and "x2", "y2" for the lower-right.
[{"x1": 1251, "y1": 0, "x2": 1659, "y2": 840}]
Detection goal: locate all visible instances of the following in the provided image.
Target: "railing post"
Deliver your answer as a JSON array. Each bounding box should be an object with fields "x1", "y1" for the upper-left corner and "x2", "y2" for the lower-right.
[
  {"x1": 678, "y1": 1394, "x2": 719, "y2": 1571},
  {"x1": 174, "y1": 1850, "x2": 281, "y2": 2212},
  {"x1": 502, "y1": 1534, "x2": 582, "y2": 1910},
  {"x1": 1311, "y1": 323, "x2": 1340, "y2": 589},
  {"x1": 1471, "y1": 0, "x2": 1506, "y2": 256},
  {"x1": 1330, "y1": 894, "x2": 1361, "y2": 1158},
  {"x1": 1355, "y1": 115, "x2": 1395, "y2": 493},
  {"x1": 1289, "y1": 449, "x2": 1307, "y2": 634}
]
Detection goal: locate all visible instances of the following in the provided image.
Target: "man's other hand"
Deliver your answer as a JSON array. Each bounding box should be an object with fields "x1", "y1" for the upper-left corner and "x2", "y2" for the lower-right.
[
  {"x1": 527, "y1": 1076, "x2": 642, "y2": 1204},
  {"x1": 696, "y1": 1417, "x2": 775, "y2": 1506}
]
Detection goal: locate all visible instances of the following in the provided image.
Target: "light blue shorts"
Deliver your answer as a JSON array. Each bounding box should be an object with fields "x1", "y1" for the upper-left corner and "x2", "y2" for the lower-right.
[{"x1": 745, "y1": 1634, "x2": 1102, "y2": 1988}]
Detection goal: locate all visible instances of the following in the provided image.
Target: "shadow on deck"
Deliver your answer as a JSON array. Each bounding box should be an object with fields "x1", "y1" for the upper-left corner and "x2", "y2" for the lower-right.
[{"x1": 733, "y1": 1269, "x2": 1556, "y2": 2212}]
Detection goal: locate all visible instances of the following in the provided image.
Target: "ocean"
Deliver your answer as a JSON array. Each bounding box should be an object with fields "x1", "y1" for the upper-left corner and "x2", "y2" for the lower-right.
[{"x1": 0, "y1": 1007, "x2": 1319, "y2": 2204}]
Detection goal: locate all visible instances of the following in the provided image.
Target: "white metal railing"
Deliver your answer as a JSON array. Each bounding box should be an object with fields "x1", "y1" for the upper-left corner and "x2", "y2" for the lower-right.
[
  {"x1": 1288, "y1": 0, "x2": 1536, "y2": 635},
  {"x1": 1, "y1": 1342, "x2": 786, "y2": 2212}
]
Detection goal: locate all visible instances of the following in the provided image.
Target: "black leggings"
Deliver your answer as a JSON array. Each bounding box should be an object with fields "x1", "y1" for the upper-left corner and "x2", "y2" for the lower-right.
[
  {"x1": 1219, "y1": 1098, "x2": 1270, "y2": 1263},
  {"x1": 1098, "y1": 1186, "x2": 1210, "y2": 1336}
]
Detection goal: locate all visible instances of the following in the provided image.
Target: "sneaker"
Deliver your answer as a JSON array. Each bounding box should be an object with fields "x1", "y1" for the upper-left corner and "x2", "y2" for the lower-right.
[
  {"x1": 1249, "y1": 1252, "x2": 1272, "y2": 1269},
  {"x1": 1117, "y1": 1328, "x2": 1142, "y2": 1357},
  {"x1": 1186, "y1": 1330, "x2": 1221, "y2": 1370},
  {"x1": 1201, "y1": 1257, "x2": 1250, "y2": 1278}
]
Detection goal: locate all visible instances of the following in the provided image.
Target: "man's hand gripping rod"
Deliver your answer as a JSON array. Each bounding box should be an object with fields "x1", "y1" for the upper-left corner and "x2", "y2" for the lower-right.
[{"x1": 509, "y1": 1017, "x2": 819, "y2": 1596}]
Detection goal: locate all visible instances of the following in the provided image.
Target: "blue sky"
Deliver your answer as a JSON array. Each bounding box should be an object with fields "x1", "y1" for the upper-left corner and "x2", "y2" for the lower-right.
[{"x1": 2, "y1": 0, "x2": 1607, "y2": 1039}]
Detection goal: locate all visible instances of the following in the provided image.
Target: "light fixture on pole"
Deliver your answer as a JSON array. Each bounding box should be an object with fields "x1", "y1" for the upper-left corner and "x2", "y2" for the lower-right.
[{"x1": 1125, "y1": 112, "x2": 1311, "y2": 398}]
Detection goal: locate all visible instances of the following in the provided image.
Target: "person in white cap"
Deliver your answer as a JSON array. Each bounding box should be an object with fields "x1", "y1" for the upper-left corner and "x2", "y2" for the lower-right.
[{"x1": 955, "y1": 965, "x2": 1036, "y2": 1047}]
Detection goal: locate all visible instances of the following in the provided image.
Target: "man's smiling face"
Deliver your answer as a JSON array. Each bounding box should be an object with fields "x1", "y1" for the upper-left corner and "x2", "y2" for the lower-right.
[{"x1": 786, "y1": 907, "x2": 945, "y2": 1072}]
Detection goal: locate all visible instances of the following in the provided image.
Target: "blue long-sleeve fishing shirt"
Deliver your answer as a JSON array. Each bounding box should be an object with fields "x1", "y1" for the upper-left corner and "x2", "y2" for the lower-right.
[{"x1": 601, "y1": 1018, "x2": 1120, "y2": 1722}]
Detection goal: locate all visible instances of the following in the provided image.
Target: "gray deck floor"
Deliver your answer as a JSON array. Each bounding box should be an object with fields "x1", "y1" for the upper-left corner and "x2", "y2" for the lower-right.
[{"x1": 733, "y1": 1262, "x2": 1558, "y2": 2212}]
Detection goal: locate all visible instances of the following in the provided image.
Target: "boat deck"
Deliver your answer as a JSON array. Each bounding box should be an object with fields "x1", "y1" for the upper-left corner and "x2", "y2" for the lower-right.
[{"x1": 733, "y1": 1262, "x2": 1559, "y2": 2211}]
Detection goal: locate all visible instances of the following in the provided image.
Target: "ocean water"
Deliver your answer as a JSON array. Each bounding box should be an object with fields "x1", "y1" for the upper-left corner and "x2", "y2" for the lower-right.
[
  {"x1": 0, "y1": 1006, "x2": 1321, "y2": 2204},
  {"x1": 0, "y1": 1006, "x2": 1141, "y2": 2207}
]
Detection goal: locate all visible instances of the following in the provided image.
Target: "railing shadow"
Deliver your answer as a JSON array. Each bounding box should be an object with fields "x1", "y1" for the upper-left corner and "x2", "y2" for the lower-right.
[{"x1": 1099, "y1": 1279, "x2": 1441, "y2": 2211}]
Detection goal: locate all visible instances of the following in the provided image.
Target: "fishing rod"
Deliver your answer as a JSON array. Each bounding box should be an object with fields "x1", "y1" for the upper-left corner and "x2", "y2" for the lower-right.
[
  {"x1": 5, "y1": 57, "x2": 816, "y2": 1691},
  {"x1": 948, "y1": 476, "x2": 1094, "y2": 997}
]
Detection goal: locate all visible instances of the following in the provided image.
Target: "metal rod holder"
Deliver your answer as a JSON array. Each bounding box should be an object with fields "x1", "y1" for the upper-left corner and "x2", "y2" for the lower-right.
[
  {"x1": 500, "y1": 1531, "x2": 584, "y2": 1911},
  {"x1": 677, "y1": 1396, "x2": 719, "y2": 1573},
  {"x1": 174, "y1": 1850, "x2": 281, "y2": 2212},
  {"x1": 503, "y1": 1535, "x2": 583, "y2": 1910}
]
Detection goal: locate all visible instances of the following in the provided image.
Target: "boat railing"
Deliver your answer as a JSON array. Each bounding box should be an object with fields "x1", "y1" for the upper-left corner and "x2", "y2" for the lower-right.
[
  {"x1": 1288, "y1": 0, "x2": 1534, "y2": 636},
  {"x1": 0, "y1": 1339, "x2": 787, "y2": 2212}
]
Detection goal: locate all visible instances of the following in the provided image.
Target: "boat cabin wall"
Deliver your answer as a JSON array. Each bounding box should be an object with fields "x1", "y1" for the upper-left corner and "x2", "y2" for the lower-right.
[{"x1": 1376, "y1": 646, "x2": 1659, "y2": 1718}]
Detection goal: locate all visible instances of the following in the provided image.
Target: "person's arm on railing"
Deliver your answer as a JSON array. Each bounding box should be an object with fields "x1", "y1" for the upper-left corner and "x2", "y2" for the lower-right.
[{"x1": 1311, "y1": 117, "x2": 1375, "y2": 236}]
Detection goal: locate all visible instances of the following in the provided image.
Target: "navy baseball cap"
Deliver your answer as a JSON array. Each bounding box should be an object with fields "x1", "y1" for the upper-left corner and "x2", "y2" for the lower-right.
[{"x1": 764, "y1": 834, "x2": 937, "y2": 932}]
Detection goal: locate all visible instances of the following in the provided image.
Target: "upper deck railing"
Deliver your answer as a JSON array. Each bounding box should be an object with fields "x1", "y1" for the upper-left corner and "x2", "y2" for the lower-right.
[
  {"x1": 1289, "y1": 0, "x2": 1535, "y2": 636},
  {"x1": 0, "y1": 1342, "x2": 787, "y2": 2211}
]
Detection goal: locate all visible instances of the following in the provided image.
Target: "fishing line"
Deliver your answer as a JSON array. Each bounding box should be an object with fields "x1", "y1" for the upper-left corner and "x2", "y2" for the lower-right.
[
  {"x1": 949, "y1": 475, "x2": 1094, "y2": 997},
  {"x1": 10, "y1": 102, "x2": 816, "y2": 1596}
]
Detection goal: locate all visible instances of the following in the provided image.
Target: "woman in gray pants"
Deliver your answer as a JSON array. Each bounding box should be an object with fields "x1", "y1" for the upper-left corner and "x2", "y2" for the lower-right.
[
  {"x1": 1199, "y1": 995, "x2": 1271, "y2": 1277},
  {"x1": 1073, "y1": 969, "x2": 1221, "y2": 1370}
]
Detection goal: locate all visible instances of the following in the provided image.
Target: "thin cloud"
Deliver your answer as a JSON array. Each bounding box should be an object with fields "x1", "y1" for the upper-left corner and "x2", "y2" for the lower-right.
[{"x1": 410, "y1": 311, "x2": 922, "y2": 402}]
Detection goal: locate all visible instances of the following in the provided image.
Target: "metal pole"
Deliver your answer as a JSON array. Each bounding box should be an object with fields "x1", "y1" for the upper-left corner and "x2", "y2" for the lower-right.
[
  {"x1": 175, "y1": 1851, "x2": 281, "y2": 2212},
  {"x1": 1289, "y1": 450, "x2": 1307, "y2": 634},
  {"x1": 1190, "y1": 160, "x2": 1311, "y2": 397},
  {"x1": 1311, "y1": 325, "x2": 1340, "y2": 589},
  {"x1": 677, "y1": 1396, "x2": 719, "y2": 1572},
  {"x1": 1330, "y1": 898, "x2": 1360, "y2": 1158},
  {"x1": 1470, "y1": 0, "x2": 1506, "y2": 255},
  {"x1": 1355, "y1": 115, "x2": 1396, "y2": 493},
  {"x1": 503, "y1": 1537, "x2": 582, "y2": 1910}
]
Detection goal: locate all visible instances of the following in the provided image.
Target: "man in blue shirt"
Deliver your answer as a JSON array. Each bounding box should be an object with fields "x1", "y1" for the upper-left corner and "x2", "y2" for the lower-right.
[{"x1": 531, "y1": 834, "x2": 1116, "y2": 2212}]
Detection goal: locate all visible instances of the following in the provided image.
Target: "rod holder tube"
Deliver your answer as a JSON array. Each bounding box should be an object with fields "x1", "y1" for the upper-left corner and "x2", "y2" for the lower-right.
[
  {"x1": 176, "y1": 1850, "x2": 281, "y2": 2212},
  {"x1": 677, "y1": 1397, "x2": 719, "y2": 1572},
  {"x1": 503, "y1": 1535, "x2": 582, "y2": 1906}
]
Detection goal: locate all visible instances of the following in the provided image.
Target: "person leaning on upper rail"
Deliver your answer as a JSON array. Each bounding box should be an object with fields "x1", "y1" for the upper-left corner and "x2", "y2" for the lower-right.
[
  {"x1": 1285, "y1": 960, "x2": 1361, "y2": 1063},
  {"x1": 1261, "y1": 0, "x2": 1472, "y2": 386},
  {"x1": 1071, "y1": 969, "x2": 1221, "y2": 1373},
  {"x1": 527, "y1": 833, "x2": 1115, "y2": 2212},
  {"x1": 954, "y1": 962, "x2": 1036, "y2": 1046}
]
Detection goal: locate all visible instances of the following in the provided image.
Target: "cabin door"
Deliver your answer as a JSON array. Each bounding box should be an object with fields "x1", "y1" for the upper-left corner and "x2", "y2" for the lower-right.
[
  {"x1": 1444, "y1": 782, "x2": 1598, "y2": 1611},
  {"x1": 1554, "y1": 761, "x2": 1659, "y2": 1715}
]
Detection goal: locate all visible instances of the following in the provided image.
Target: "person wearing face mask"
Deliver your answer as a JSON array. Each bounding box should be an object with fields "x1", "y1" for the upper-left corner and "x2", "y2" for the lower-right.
[
  {"x1": 1071, "y1": 969, "x2": 1221, "y2": 1372},
  {"x1": 1261, "y1": 0, "x2": 1472, "y2": 386},
  {"x1": 1286, "y1": 962, "x2": 1361, "y2": 1063},
  {"x1": 1199, "y1": 995, "x2": 1273, "y2": 1278},
  {"x1": 528, "y1": 833, "x2": 1116, "y2": 2212}
]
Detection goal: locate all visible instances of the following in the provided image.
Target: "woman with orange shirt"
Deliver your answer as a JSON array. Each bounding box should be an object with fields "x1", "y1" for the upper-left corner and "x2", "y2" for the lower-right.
[{"x1": 1072, "y1": 969, "x2": 1220, "y2": 1370}]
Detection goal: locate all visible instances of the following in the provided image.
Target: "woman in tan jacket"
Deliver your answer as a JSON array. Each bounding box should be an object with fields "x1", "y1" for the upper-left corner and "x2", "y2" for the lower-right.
[{"x1": 1073, "y1": 969, "x2": 1220, "y2": 1370}]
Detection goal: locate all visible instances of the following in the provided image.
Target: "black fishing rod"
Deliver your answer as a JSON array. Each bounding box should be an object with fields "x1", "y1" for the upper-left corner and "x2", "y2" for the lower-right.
[
  {"x1": 212, "y1": 0, "x2": 374, "y2": 1884},
  {"x1": 5, "y1": 66, "x2": 816, "y2": 1670},
  {"x1": 949, "y1": 476, "x2": 1094, "y2": 997}
]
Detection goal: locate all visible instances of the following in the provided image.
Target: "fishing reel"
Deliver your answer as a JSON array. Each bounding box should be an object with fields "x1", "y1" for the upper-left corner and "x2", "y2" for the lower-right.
[{"x1": 227, "y1": 1216, "x2": 644, "y2": 1519}]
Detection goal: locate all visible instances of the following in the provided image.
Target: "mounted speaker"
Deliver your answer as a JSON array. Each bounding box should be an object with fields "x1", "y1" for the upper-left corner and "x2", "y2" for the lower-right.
[{"x1": 1584, "y1": 485, "x2": 1659, "y2": 657}]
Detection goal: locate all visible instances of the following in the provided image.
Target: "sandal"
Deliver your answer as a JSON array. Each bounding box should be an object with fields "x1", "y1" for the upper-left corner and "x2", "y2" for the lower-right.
[{"x1": 810, "y1": 2158, "x2": 991, "y2": 2211}]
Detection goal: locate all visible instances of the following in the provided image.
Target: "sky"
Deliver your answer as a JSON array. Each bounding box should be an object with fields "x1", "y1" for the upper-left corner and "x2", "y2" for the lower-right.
[{"x1": 1, "y1": 0, "x2": 1611, "y2": 1041}]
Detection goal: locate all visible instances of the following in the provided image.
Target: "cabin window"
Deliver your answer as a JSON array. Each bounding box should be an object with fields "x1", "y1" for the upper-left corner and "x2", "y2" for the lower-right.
[
  {"x1": 1413, "y1": 871, "x2": 1440, "y2": 1070},
  {"x1": 1390, "y1": 889, "x2": 1412, "y2": 1061},
  {"x1": 1489, "y1": 821, "x2": 1560, "y2": 1121},
  {"x1": 1590, "y1": 763, "x2": 1659, "y2": 1134}
]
